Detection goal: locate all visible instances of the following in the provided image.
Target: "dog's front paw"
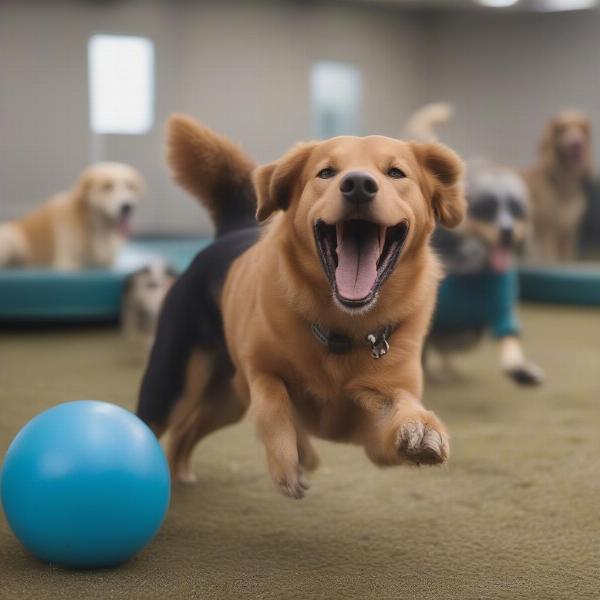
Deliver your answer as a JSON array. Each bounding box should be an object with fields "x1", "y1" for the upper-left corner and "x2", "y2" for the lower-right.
[
  {"x1": 506, "y1": 362, "x2": 544, "y2": 386},
  {"x1": 268, "y1": 456, "x2": 310, "y2": 499},
  {"x1": 396, "y1": 413, "x2": 449, "y2": 466}
]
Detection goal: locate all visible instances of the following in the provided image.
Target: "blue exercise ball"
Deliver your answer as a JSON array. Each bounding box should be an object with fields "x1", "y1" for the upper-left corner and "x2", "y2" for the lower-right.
[{"x1": 0, "y1": 400, "x2": 170, "y2": 568}]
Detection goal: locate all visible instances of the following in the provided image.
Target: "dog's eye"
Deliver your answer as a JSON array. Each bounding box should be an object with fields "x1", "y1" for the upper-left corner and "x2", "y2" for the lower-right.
[
  {"x1": 387, "y1": 167, "x2": 406, "y2": 179},
  {"x1": 508, "y1": 197, "x2": 526, "y2": 219},
  {"x1": 101, "y1": 181, "x2": 114, "y2": 192},
  {"x1": 468, "y1": 195, "x2": 498, "y2": 221},
  {"x1": 317, "y1": 168, "x2": 336, "y2": 179},
  {"x1": 125, "y1": 181, "x2": 137, "y2": 192}
]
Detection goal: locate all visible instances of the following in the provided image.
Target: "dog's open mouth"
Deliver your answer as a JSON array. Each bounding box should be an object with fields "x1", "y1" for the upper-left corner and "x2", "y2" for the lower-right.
[
  {"x1": 489, "y1": 244, "x2": 512, "y2": 273},
  {"x1": 314, "y1": 219, "x2": 409, "y2": 308},
  {"x1": 116, "y1": 214, "x2": 132, "y2": 238}
]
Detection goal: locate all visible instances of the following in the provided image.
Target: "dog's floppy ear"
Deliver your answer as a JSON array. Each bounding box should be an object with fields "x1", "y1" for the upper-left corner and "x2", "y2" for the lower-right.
[
  {"x1": 253, "y1": 142, "x2": 317, "y2": 222},
  {"x1": 412, "y1": 142, "x2": 466, "y2": 228},
  {"x1": 72, "y1": 169, "x2": 95, "y2": 207},
  {"x1": 132, "y1": 170, "x2": 147, "y2": 198}
]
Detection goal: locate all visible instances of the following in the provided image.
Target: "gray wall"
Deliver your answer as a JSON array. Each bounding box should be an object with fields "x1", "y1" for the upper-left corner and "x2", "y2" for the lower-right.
[
  {"x1": 0, "y1": 0, "x2": 423, "y2": 234},
  {"x1": 0, "y1": 0, "x2": 179, "y2": 230},
  {"x1": 420, "y1": 9, "x2": 600, "y2": 167},
  {"x1": 2, "y1": 1, "x2": 599, "y2": 234}
]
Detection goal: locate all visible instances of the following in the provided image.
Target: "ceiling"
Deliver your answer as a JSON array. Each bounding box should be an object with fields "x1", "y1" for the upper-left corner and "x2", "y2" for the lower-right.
[{"x1": 343, "y1": 0, "x2": 598, "y2": 12}]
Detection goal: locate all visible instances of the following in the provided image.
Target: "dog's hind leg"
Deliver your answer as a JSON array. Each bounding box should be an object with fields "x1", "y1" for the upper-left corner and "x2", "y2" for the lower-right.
[
  {"x1": 167, "y1": 350, "x2": 246, "y2": 483},
  {"x1": 500, "y1": 336, "x2": 544, "y2": 386}
]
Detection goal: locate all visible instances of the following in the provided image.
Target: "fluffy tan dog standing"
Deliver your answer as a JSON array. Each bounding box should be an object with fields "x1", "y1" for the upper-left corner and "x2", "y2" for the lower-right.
[
  {"x1": 0, "y1": 162, "x2": 145, "y2": 269},
  {"x1": 138, "y1": 116, "x2": 467, "y2": 497},
  {"x1": 523, "y1": 110, "x2": 593, "y2": 261}
]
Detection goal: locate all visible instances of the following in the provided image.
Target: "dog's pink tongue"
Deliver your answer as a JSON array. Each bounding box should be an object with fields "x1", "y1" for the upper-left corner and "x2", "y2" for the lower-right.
[
  {"x1": 117, "y1": 217, "x2": 132, "y2": 238},
  {"x1": 335, "y1": 223, "x2": 380, "y2": 300},
  {"x1": 490, "y1": 246, "x2": 512, "y2": 272}
]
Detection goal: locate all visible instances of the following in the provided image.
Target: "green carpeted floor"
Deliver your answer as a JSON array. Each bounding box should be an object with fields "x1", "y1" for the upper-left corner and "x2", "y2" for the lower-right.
[{"x1": 1, "y1": 304, "x2": 599, "y2": 599}]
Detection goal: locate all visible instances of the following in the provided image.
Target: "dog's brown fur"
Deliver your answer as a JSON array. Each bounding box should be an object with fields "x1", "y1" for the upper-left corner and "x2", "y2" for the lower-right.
[
  {"x1": 0, "y1": 162, "x2": 144, "y2": 269},
  {"x1": 167, "y1": 115, "x2": 257, "y2": 236},
  {"x1": 163, "y1": 117, "x2": 465, "y2": 497},
  {"x1": 523, "y1": 110, "x2": 593, "y2": 261}
]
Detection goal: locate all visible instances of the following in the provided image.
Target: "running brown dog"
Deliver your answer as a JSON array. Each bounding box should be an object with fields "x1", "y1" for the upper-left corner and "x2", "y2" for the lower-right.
[{"x1": 138, "y1": 115, "x2": 466, "y2": 498}]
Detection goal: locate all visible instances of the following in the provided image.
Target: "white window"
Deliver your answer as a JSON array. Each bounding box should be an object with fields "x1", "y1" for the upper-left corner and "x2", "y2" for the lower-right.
[
  {"x1": 88, "y1": 34, "x2": 154, "y2": 135},
  {"x1": 310, "y1": 61, "x2": 361, "y2": 139}
]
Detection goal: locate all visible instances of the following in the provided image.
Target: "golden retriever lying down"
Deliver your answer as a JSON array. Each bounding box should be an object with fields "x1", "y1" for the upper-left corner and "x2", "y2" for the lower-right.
[
  {"x1": 137, "y1": 116, "x2": 466, "y2": 497},
  {"x1": 0, "y1": 162, "x2": 144, "y2": 270},
  {"x1": 523, "y1": 110, "x2": 593, "y2": 262}
]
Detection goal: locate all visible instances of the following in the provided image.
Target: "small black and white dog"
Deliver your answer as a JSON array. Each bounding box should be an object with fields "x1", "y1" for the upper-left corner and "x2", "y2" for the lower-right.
[
  {"x1": 121, "y1": 260, "x2": 178, "y2": 348},
  {"x1": 407, "y1": 104, "x2": 544, "y2": 385}
]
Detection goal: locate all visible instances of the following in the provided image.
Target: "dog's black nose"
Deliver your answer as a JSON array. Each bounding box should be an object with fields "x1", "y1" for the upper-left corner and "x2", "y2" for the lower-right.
[
  {"x1": 339, "y1": 172, "x2": 378, "y2": 205},
  {"x1": 499, "y1": 227, "x2": 513, "y2": 247},
  {"x1": 120, "y1": 203, "x2": 133, "y2": 217}
]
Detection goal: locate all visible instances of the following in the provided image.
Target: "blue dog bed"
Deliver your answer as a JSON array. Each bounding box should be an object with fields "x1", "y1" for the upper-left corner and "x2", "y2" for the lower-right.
[
  {"x1": 518, "y1": 263, "x2": 600, "y2": 306},
  {"x1": 3, "y1": 241, "x2": 598, "y2": 321},
  {"x1": 0, "y1": 238, "x2": 209, "y2": 321}
]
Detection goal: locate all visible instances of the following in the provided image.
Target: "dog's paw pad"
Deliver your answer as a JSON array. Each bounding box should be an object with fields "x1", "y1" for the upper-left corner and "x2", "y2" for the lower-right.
[{"x1": 397, "y1": 421, "x2": 448, "y2": 465}]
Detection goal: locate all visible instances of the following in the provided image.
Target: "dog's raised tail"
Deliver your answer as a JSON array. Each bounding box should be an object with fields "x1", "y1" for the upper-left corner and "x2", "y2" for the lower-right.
[
  {"x1": 167, "y1": 114, "x2": 257, "y2": 237},
  {"x1": 405, "y1": 102, "x2": 454, "y2": 143}
]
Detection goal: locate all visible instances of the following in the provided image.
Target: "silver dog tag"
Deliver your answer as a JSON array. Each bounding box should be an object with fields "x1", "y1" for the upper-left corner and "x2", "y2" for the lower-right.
[{"x1": 367, "y1": 333, "x2": 390, "y2": 359}]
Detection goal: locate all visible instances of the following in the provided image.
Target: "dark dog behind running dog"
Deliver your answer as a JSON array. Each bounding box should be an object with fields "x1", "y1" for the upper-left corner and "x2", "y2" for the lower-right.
[
  {"x1": 429, "y1": 160, "x2": 543, "y2": 385},
  {"x1": 137, "y1": 115, "x2": 466, "y2": 496},
  {"x1": 407, "y1": 103, "x2": 543, "y2": 386}
]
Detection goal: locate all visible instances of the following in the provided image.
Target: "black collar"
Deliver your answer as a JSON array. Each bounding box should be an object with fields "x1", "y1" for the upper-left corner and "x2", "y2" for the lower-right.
[{"x1": 310, "y1": 322, "x2": 393, "y2": 359}]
